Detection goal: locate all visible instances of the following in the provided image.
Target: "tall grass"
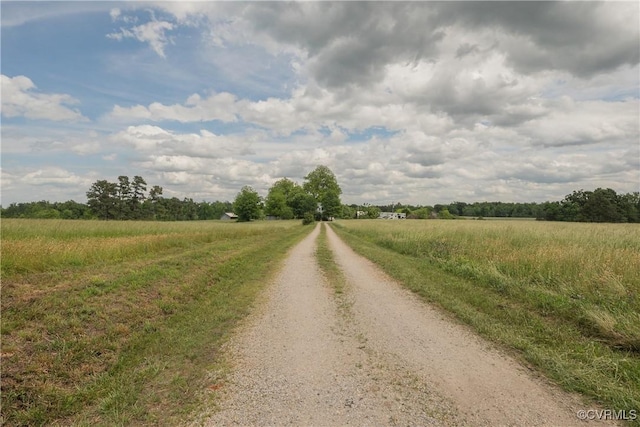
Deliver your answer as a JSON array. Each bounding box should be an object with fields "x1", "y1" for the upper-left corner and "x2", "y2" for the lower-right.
[
  {"x1": 332, "y1": 220, "x2": 640, "y2": 419},
  {"x1": 1, "y1": 219, "x2": 280, "y2": 276},
  {"x1": 1, "y1": 219, "x2": 312, "y2": 426}
]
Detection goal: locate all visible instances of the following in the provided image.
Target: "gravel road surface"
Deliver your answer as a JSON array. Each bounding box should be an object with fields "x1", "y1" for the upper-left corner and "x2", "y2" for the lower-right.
[{"x1": 196, "y1": 222, "x2": 611, "y2": 426}]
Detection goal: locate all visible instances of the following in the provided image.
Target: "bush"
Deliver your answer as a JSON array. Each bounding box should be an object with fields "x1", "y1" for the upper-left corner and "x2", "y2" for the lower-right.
[{"x1": 302, "y1": 212, "x2": 315, "y2": 225}]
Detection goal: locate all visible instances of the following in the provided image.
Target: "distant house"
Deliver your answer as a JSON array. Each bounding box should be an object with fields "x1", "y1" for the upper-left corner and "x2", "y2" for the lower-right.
[
  {"x1": 378, "y1": 212, "x2": 406, "y2": 220},
  {"x1": 220, "y1": 212, "x2": 238, "y2": 221}
]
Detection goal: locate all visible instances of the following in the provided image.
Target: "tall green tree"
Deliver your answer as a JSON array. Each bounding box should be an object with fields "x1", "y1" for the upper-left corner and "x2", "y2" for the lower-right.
[
  {"x1": 130, "y1": 176, "x2": 147, "y2": 219},
  {"x1": 144, "y1": 185, "x2": 164, "y2": 220},
  {"x1": 117, "y1": 175, "x2": 132, "y2": 219},
  {"x1": 86, "y1": 180, "x2": 118, "y2": 220},
  {"x1": 265, "y1": 178, "x2": 299, "y2": 219},
  {"x1": 288, "y1": 187, "x2": 318, "y2": 219},
  {"x1": 264, "y1": 190, "x2": 293, "y2": 219},
  {"x1": 233, "y1": 186, "x2": 262, "y2": 222},
  {"x1": 303, "y1": 165, "x2": 342, "y2": 219},
  {"x1": 270, "y1": 178, "x2": 298, "y2": 201}
]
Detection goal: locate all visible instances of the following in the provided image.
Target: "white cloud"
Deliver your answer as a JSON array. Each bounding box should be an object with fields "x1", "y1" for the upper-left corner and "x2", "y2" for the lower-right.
[
  {"x1": 2, "y1": 2, "x2": 638, "y2": 206},
  {"x1": 112, "y1": 125, "x2": 253, "y2": 158},
  {"x1": 108, "y1": 92, "x2": 241, "y2": 123},
  {"x1": 21, "y1": 166, "x2": 89, "y2": 187},
  {"x1": 1, "y1": 75, "x2": 87, "y2": 122},
  {"x1": 521, "y1": 98, "x2": 639, "y2": 147},
  {"x1": 0, "y1": 167, "x2": 95, "y2": 204},
  {"x1": 109, "y1": 8, "x2": 121, "y2": 21},
  {"x1": 107, "y1": 12, "x2": 175, "y2": 58}
]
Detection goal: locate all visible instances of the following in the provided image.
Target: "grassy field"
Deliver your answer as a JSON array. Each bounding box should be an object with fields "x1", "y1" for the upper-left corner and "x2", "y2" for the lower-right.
[
  {"x1": 331, "y1": 219, "x2": 640, "y2": 420},
  {"x1": 1, "y1": 219, "x2": 312, "y2": 426}
]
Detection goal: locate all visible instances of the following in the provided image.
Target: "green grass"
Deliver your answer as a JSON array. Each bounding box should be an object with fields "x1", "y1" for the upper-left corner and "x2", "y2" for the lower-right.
[
  {"x1": 1, "y1": 219, "x2": 313, "y2": 426},
  {"x1": 1, "y1": 219, "x2": 282, "y2": 276},
  {"x1": 315, "y1": 223, "x2": 354, "y2": 322},
  {"x1": 331, "y1": 220, "x2": 640, "y2": 421},
  {"x1": 315, "y1": 223, "x2": 346, "y2": 297}
]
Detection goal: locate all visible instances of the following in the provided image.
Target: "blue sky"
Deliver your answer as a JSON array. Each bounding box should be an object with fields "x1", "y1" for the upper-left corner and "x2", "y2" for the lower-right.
[{"x1": 2, "y1": 1, "x2": 639, "y2": 206}]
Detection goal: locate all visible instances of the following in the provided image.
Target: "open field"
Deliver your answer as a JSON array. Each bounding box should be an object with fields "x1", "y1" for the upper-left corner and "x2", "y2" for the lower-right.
[
  {"x1": 331, "y1": 219, "x2": 640, "y2": 420},
  {"x1": 1, "y1": 219, "x2": 311, "y2": 426}
]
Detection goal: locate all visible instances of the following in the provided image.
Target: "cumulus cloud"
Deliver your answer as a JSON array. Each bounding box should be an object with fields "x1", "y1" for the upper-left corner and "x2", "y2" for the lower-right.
[
  {"x1": 2, "y1": 2, "x2": 638, "y2": 205},
  {"x1": 112, "y1": 125, "x2": 253, "y2": 158},
  {"x1": 521, "y1": 98, "x2": 639, "y2": 147},
  {"x1": 21, "y1": 166, "x2": 89, "y2": 187},
  {"x1": 438, "y1": 2, "x2": 640, "y2": 78},
  {"x1": 189, "y1": 2, "x2": 639, "y2": 90},
  {"x1": 0, "y1": 166, "x2": 95, "y2": 204},
  {"x1": 1, "y1": 75, "x2": 87, "y2": 121}
]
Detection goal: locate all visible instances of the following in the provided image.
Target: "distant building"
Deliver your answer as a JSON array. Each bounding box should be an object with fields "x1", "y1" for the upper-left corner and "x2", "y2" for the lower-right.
[
  {"x1": 378, "y1": 212, "x2": 406, "y2": 219},
  {"x1": 220, "y1": 212, "x2": 238, "y2": 221}
]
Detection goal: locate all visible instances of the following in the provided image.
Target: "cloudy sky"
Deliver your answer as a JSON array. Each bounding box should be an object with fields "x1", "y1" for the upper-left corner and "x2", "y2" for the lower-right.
[{"x1": 2, "y1": 1, "x2": 639, "y2": 206}]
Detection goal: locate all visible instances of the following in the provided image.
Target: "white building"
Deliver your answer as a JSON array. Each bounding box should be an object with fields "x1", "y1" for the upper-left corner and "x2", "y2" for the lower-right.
[{"x1": 378, "y1": 212, "x2": 406, "y2": 219}]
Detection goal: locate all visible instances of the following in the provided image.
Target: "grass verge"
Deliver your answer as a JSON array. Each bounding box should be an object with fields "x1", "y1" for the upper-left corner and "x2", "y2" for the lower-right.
[
  {"x1": 315, "y1": 223, "x2": 346, "y2": 296},
  {"x1": 330, "y1": 221, "x2": 640, "y2": 423},
  {"x1": 315, "y1": 223, "x2": 353, "y2": 321},
  {"x1": 1, "y1": 219, "x2": 313, "y2": 426}
]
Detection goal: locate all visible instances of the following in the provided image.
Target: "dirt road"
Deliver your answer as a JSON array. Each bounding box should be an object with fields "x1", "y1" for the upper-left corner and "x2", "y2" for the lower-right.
[{"x1": 197, "y1": 223, "x2": 608, "y2": 426}]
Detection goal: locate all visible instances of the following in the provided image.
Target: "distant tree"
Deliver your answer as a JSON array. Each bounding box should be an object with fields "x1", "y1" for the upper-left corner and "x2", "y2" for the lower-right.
[
  {"x1": 289, "y1": 187, "x2": 318, "y2": 219},
  {"x1": 57, "y1": 200, "x2": 92, "y2": 219},
  {"x1": 303, "y1": 166, "x2": 341, "y2": 200},
  {"x1": 537, "y1": 188, "x2": 640, "y2": 223},
  {"x1": 34, "y1": 208, "x2": 61, "y2": 219},
  {"x1": 86, "y1": 180, "x2": 119, "y2": 220},
  {"x1": 159, "y1": 197, "x2": 182, "y2": 221},
  {"x1": 233, "y1": 186, "x2": 262, "y2": 222},
  {"x1": 130, "y1": 176, "x2": 147, "y2": 219},
  {"x1": 211, "y1": 200, "x2": 234, "y2": 219},
  {"x1": 341, "y1": 204, "x2": 356, "y2": 219},
  {"x1": 619, "y1": 192, "x2": 639, "y2": 222},
  {"x1": 583, "y1": 188, "x2": 623, "y2": 223},
  {"x1": 303, "y1": 166, "x2": 342, "y2": 220},
  {"x1": 270, "y1": 178, "x2": 298, "y2": 201},
  {"x1": 366, "y1": 205, "x2": 381, "y2": 219},
  {"x1": 181, "y1": 198, "x2": 199, "y2": 220},
  {"x1": 144, "y1": 185, "x2": 164, "y2": 220},
  {"x1": 438, "y1": 209, "x2": 454, "y2": 219},
  {"x1": 197, "y1": 201, "x2": 216, "y2": 220},
  {"x1": 265, "y1": 190, "x2": 293, "y2": 219},
  {"x1": 413, "y1": 207, "x2": 431, "y2": 219},
  {"x1": 116, "y1": 175, "x2": 132, "y2": 219},
  {"x1": 1, "y1": 200, "x2": 93, "y2": 219},
  {"x1": 321, "y1": 190, "x2": 342, "y2": 219}
]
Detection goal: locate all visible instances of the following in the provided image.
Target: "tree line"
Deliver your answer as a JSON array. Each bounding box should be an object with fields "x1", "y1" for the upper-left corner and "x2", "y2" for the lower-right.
[
  {"x1": 1, "y1": 176, "x2": 231, "y2": 221},
  {"x1": 1, "y1": 172, "x2": 637, "y2": 223},
  {"x1": 354, "y1": 188, "x2": 639, "y2": 223},
  {"x1": 537, "y1": 188, "x2": 639, "y2": 223},
  {"x1": 0, "y1": 166, "x2": 344, "y2": 222}
]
